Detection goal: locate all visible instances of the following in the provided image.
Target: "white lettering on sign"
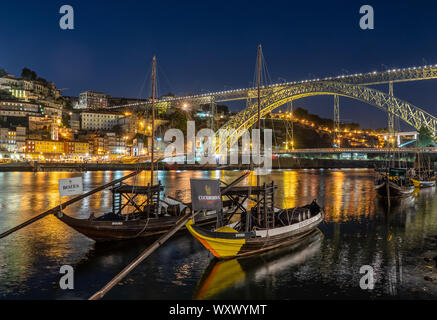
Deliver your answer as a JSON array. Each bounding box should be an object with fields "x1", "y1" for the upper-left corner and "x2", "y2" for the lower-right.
[
  {"x1": 59, "y1": 177, "x2": 83, "y2": 197},
  {"x1": 198, "y1": 195, "x2": 221, "y2": 201}
]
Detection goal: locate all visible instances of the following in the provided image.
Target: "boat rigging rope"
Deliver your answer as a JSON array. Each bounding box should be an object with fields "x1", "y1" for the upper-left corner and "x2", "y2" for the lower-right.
[
  {"x1": 270, "y1": 113, "x2": 281, "y2": 171},
  {"x1": 133, "y1": 217, "x2": 151, "y2": 238}
]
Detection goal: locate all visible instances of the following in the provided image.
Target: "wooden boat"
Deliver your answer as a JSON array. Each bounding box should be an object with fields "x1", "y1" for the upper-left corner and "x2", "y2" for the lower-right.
[
  {"x1": 410, "y1": 178, "x2": 435, "y2": 188},
  {"x1": 54, "y1": 57, "x2": 241, "y2": 242},
  {"x1": 375, "y1": 168, "x2": 414, "y2": 198},
  {"x1": 56, "y1": 58, "x2": 165, "y2": 242},
  {"x1": 409, "y1": 150, "x2": 436, "y2": 188},
  {"x1": 57, "y1": 195, "x2": 237, "y2": 242},
  {"x1": 56, "y1": 179, "x2": 244, "y2": 242},
  {"x1": 186, "y1": 182, "x2": 324, "y2": 259},
  {"x1": 194, "y1": 229, "x2": 323, "y2": 299},
  {"x1": 375, "y1": 179, "x2": 415, "y2": 198}
]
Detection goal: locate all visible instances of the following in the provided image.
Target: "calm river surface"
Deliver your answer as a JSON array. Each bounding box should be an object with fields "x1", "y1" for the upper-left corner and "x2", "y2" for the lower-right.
[{"x1": 0, "y1": 169, "x2": 437, "y2": 299}]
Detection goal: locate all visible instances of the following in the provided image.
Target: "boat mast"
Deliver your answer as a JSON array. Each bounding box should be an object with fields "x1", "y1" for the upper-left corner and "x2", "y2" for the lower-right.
[
  {"x1": 257, "y1": 45, "x2": 261, "y2": 143},
  {"x1": 151, "y1": 56, "x2": 156, "y2": 185},
  {"x1": 256, "y1": 44, "x2": 262, "y2": 226}
]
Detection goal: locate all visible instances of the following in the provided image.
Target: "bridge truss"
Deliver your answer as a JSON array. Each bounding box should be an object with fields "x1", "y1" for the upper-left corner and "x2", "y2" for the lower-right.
[
  {"x1": 108, "y1": 64, "x2": 437, "y2": 142},
  {"x1": 108, "y1": 64, "x2": 437, "y2": 110},
  {"x1": 216, "y1": 81, "x2": 437, "y2": 150}
]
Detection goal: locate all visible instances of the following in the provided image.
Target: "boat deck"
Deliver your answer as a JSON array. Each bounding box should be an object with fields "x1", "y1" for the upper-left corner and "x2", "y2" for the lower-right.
[
  {"x1": 221, "y1": 185, "x2": 278, "y2": 196},
  {"x1": 114, "y1": 184, "x2": 164, "y2": 194}
]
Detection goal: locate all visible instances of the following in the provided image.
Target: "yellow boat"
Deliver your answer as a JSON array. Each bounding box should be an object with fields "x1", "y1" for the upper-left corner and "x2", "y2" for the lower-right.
[
  {"x1": 187, "y1": 47, "x2": 323, "y2": 261},
  {"x1": 410, "y1": 178, "x2": 436, "y2": 188},
  {"x1": 186, "y1": 197, "x2": 324, "y2": 260},
  {"x1": 121, "y1": 156, "x2": 139, "y2": 164},
  {"x1": 194, "y1": 229, "x2": 323, "y2": 299}
]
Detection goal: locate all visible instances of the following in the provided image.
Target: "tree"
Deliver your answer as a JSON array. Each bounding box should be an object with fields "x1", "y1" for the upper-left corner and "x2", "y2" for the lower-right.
[
  {"x1": 112, "y1": 125, "x2": 123, "y2": 135},
  {"x1": 64, "y1": 100, "x2": 74, "y2": 110},
  {"x1": 216, "y1": 104, "x2": 229, "y2": 114},
  {"x1": 417, "y1": 126, "x2": 435, "y2": 147},
  {"x1": 0, "y1": 90, "x2": 15, "y2": 100},
  {"x1": 21, "y1": 67, "x2": 37, "y2": 80},
  {"x1": 167, "y1": 108, "x2": 189, "y2": 135},
  {"x1": 162, "y1": 92, "x2": 175, "y2": 97},
  {"x1": 37, "y1": 77, "x2": 48, "y2": 85},
  {"x1": 0, "y1": 68, "x2": 7, "y2": 77}
]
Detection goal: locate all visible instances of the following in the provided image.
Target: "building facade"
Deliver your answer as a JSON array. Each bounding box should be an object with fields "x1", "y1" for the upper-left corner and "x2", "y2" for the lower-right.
[
  {"x1": 64, "y1": 141, "x2": 90, "y2": 155},
  {"x1": 0, "y1": 76, "x2": 61, "y2": 102},
  {"x1": 104, "y1": 132, "x2": 126, "y2": 155},
  {"x1": 25, "y1": 140, "x2": 89, "y2": 155},
  {"x1": 15, "y1": 126, "x2": 26, "y2": 152},
  {"x1": 0, "y1": 126, "x2": 27, "y2": 152},
  {"x1": 25, "y1": 140, "x2": 65, "y2": 154},
  {"x1": 81, "y1": 111, "x2": 122, "y2": 131},
  {"x1": 75, "y1": 91, "x2": 109, "y2": 109},
  {"x1": 29, "y1": 116, "x2": 52, "y2": 131}
]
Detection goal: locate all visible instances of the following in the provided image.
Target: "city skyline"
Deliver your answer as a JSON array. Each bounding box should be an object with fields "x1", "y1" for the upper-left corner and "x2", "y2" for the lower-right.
[{"x1": 2, "y1": 1, "x2": 437, "y2": 128}]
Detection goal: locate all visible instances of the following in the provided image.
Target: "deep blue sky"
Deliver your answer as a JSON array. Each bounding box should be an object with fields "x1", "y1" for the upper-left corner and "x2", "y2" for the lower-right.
[{"x1": 1, "y1": 0, "x2": 437, "y2": 129}]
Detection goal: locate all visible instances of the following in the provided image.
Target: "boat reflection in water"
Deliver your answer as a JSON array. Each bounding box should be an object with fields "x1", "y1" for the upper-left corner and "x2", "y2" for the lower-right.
[
  {"x1": 413, "y1": 185, "x2": 436, "y2": 199},
  {"x1": 375, "y1": 193, "x2": 416, "y2": 211},
  {"x1": 194, "y1": 229, "x2": 323, "y2": 300}
]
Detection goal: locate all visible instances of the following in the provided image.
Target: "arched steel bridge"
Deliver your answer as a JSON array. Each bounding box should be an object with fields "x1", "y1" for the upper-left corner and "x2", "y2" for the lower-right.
[
  {"x1": 216, "y1": 81, "x2": 437, "y2": 150},
  {"x1": 108, "y1": 64, "x2": 437, "y2": 108},
  {"x1": 108, "y1": 64, "x2": 437, "y2": 139}
]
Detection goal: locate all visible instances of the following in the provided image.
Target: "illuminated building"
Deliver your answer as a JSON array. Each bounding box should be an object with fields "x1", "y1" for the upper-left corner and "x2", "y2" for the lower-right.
[
  {"x1": 25, "y1": 140, "x2": 65, "y2": 154},
  {"x1": 64, "y1": 141, "x2": 90, "y2": 154},
  {"x1": 75, "y1": 91, "x2": 110, "y2": 109},
  {"x1": 0, "y1": 75, "x2": 61, "y2": 101},
  {"x1": 29, "y1": 116, "x2": 52, "y2": 131},
  {"x1": 0, "y1": 101, "x2": 41, "y2": 116},
  {"x1": 81, "y1": 110, "x2": 122, "y2": 131},
  {"x1": 25, "y1": 140, "x2": 90, "y2": 155}
]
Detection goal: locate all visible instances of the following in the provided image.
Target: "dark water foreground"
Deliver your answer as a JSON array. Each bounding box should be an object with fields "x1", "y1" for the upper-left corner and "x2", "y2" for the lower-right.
[{"x1": 0, "y1": 169, "x2": 436, "y2": 300}]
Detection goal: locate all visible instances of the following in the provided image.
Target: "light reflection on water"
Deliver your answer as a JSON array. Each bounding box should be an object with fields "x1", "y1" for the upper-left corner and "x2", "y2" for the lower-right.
[{"x1": 0, "y1": 169, "x2": 436, "y2": 299}]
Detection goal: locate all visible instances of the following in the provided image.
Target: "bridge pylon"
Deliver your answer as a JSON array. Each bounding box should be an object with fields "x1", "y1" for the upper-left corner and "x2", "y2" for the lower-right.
[
  {"x1": 333, "y1": 95, "x2": 340, "y2": 147},
  {"x1": 285, "y1": 101, "x2": 294, "y2": 151},
  {"x1": 388, "y1": 81, "x2": 395, "y2": 147},
  {"x1": 210, "y1": 97, "x2": 216, "y2": 131}
]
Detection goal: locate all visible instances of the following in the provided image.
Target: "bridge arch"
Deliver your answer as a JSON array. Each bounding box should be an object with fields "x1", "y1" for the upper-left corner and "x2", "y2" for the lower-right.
[{"x1": 217, "y1": 81, "x2": 437, "y2": 149}]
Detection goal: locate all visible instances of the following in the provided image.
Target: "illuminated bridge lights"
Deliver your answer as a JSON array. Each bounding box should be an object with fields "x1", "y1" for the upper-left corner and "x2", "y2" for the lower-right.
[
  {"x1": 107, "y1": 63, "x2": 437, "y2": 110},
  {"x1": 215, "y1": 80, "x2": 437, "y2": 151},
  {"x1": 105, "y1": 63, "x2": 437, "y2": 145}
]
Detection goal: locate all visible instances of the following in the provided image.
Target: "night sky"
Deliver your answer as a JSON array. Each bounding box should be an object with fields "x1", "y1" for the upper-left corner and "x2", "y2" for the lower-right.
[{"x1": 1, "y1": 0, "x2": 437, "y2": 129}]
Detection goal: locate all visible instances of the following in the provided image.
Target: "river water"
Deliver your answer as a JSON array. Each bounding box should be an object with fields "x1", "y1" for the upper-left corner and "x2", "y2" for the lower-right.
[{"x1": 0, "y1": 169, "x2": 436, "y2": 300}]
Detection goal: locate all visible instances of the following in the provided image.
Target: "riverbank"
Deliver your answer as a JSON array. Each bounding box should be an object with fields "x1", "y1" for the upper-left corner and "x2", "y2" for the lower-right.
[{"x1": 0, "y1": 159, "x2": 413, "y2": 172}]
